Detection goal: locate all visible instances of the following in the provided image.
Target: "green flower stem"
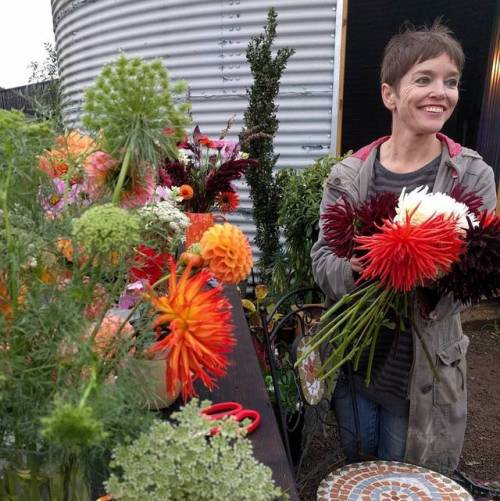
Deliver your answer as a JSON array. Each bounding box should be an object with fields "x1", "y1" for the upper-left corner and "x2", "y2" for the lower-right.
[
  {"x1": 294, "y1": 283, "x2": 378, "y2": 367},
  {"x1": 78, "y1": 366, "x2": 97, "y2": 409},
  {"x1": 111, "y1": 136, "x2": 135, "y2": 205},
  {"x1": 317, "y1": 287, "x2": 392, "y2": 379}
]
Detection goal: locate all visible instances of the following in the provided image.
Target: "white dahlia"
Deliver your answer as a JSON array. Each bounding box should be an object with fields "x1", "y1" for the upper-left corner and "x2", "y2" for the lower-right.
[{"x1": 394, "y1": 186, "x2": 476, "y2": 230}]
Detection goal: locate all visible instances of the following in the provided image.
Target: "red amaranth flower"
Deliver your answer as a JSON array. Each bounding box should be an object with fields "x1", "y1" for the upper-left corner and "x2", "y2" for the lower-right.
[
  {"x1": 437, "y1": 211, "x2": 500, "y2": 305},
  {"x1": 356, "y1": 214, "x2": 464, "y2": 292},
  {"x1": 322, "y1": 195, "x2": 358, "y2": 258}
]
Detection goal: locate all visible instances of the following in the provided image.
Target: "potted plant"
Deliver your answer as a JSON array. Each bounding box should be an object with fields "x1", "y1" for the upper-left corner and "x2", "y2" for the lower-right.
[{"x1": 159, "y1": 125, "x2": 257, "y2": 246}]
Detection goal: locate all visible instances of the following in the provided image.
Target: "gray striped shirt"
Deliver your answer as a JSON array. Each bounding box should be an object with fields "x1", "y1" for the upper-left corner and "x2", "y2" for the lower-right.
[{"x1": 354, "y1": 153, "x2": 440, "y2": 416}]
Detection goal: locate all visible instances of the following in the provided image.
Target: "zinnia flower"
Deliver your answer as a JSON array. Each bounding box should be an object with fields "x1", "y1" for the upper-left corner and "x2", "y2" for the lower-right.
[
  {"x1": 200, "y1": 223, "x2": 253, "y2": 284},
  {"x1": 356, "y1": 214, "x2": 464, "y2": 292},
  {"x1": 146, "y1": 258, "x2": 235, "y2": 400},
  {"x1": 437, "y1": 211, "x2": 500, "y2": 305},
  {"x1": 322, "y1": 195, "x2": 358, "y2": 258},
  {"x1": 215, "y1": 190, "x2": 239, "y2": 213},
  {"x1": 179, "y1": 184, "x2": 194, "y2": 200},
  {"x1": 39, "y1": 131, "x2": 95, "y2": 179}
]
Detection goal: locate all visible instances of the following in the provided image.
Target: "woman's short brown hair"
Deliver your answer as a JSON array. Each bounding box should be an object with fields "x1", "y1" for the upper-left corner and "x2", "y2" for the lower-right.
[{"x1": 380, "y1": 20, "x2": 465, "y2": 88}]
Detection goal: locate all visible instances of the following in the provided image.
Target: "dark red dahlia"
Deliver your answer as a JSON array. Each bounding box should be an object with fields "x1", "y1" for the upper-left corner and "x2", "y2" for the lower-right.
[
  {"x1": 436, "y1": 211, "x2": 500, "y2": 305},
  {"x1": 450, "y1": 184, "x2": 483, "y2": 217},
  {"x1": 322, "y1": 195, "x2": 358, "y2": 258},
  {"x1": 357, "y1": 191, "x2": 398, "y2": 237}
]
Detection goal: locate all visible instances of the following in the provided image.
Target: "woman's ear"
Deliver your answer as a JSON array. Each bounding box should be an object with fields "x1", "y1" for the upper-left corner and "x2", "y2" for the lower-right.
[{"x1": 381, "y1": 83, "x2": 396, "y2": 111}]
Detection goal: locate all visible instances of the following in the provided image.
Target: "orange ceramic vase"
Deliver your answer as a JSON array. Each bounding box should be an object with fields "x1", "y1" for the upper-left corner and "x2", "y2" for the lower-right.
[{"x1": 185, "y1": 212, "x2": 215, "y2": 248}]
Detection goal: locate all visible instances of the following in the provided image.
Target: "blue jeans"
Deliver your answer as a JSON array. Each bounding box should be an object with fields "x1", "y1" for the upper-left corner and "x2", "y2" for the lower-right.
[{"x1": 333, "y1": 375, "x2": 408, "y2": 462}]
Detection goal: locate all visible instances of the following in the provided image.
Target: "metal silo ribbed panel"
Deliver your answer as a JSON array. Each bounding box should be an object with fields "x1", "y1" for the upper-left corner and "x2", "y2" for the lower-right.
[{"x1": 51, "y1": 0, "x2": 339, "y2": 257}]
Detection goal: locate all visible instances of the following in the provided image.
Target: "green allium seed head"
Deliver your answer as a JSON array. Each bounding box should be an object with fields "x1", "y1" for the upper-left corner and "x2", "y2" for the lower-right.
[{"x1": 72, "y1": 203, "x2": 140, "y2": 257}]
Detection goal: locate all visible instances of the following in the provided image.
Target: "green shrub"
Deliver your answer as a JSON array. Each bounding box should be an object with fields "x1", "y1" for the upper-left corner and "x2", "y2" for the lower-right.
[{"x1": 272, "y1": 152, "x2": 350, "y2": 294}]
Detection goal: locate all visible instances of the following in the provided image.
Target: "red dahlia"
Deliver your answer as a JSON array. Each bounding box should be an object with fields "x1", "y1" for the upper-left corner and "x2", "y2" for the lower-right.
[{"x1": 356, "y1": 214, "x2": 464, "y2": 292}]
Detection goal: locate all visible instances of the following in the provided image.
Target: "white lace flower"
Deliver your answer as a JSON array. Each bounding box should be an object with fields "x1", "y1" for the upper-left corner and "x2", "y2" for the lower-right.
[{"x1": 394, "y1": 185, "x2": 476, "y2": 230}]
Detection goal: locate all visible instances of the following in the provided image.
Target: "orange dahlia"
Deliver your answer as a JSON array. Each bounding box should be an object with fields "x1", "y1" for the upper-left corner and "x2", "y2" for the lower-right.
[
  {"x1": 179, "y1": 184, "x2": 194, "y2": 200},
  {"x1": 200, "y1": 223, "x2": 253, "y2": 284},
  {"x1": 146, "y1": 258, "x2": 235, "y2": 400},
  {"x1": 356, "y1": 214, "x2": 464, "y2": 292}
]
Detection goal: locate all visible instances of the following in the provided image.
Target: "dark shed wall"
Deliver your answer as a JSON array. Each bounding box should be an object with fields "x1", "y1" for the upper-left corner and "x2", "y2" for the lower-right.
[{"x1": 341, "y1": 0, "x2": 497, "y2": 156}]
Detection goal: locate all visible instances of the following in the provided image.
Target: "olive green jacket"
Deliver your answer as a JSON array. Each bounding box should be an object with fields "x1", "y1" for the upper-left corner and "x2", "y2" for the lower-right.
[{"x1": 311, "y1": 133, "x2": 497, "y2": 473}]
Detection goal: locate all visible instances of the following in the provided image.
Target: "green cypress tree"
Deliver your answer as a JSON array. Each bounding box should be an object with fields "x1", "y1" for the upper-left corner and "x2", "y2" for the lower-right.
[{"x1": 242, "y1": 8, "x2": 295, "y2": 279}]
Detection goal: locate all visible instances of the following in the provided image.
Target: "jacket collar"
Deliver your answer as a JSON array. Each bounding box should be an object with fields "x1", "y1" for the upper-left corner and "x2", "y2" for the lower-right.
[
  {"x1": 351, "y1": 133, "x2": 463, "y2": 161},
  {"x1": 346, "y1": 133, "x2": 463, "y2": 199}
]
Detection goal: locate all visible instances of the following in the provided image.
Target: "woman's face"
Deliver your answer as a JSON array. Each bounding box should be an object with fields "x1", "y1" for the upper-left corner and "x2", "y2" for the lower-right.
[{"x1": 382, "y1": 53, "x2": 460, "y2": 136}]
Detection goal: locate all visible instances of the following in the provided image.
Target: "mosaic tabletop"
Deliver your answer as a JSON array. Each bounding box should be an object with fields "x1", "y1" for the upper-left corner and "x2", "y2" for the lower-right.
[{"x1": 316, "y1": 461, "x2": 473, "y2": 501}]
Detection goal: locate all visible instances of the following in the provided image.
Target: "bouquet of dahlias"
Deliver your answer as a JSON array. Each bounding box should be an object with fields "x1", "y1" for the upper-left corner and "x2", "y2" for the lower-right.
[
  {"x1": 297, "y1": 185, "x2": 500, "y2": 385},
  {"x1": 159, "y1": 125, "x2": 257, "y2": 213}
]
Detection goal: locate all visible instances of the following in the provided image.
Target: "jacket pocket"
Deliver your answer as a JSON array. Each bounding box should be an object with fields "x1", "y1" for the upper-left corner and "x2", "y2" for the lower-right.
[{"x1": 433, "y1": 336, "x2": 469, "y2": 406}]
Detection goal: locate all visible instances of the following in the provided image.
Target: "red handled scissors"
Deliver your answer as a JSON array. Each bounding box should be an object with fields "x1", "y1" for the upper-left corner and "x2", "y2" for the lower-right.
[{"x1": 201, "y1": 401, "x2": 261, "y2": 435}]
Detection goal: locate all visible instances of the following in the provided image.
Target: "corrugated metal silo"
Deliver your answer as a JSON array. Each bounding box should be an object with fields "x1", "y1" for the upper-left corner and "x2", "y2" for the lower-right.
[{"x1": 51, "y1": 0, "x2": 343, "y2": 249}]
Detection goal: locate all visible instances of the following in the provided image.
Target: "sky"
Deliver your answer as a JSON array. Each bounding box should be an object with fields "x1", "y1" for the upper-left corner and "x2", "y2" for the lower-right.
[{"x1": 0, "y1": 1, "x2": 56, "y2": 89}]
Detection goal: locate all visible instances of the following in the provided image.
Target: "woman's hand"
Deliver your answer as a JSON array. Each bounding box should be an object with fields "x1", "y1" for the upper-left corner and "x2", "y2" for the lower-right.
[{"x1": 350, "y1": 256, "x2": 364, "y2": 274}]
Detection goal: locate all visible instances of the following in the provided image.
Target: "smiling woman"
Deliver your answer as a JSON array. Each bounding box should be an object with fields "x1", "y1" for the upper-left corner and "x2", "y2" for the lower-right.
[{"x1": 311, "y1": 20, "x2": 497, "y2": 475}]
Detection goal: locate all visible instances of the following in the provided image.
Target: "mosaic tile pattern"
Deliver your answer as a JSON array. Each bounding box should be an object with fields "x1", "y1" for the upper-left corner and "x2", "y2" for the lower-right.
[
  {"x1": 316, "y1": 461, "x2": 473, "y2": 501},
  {"x1": 296, "y1": 337, "x2": 326, "y2": 405}
]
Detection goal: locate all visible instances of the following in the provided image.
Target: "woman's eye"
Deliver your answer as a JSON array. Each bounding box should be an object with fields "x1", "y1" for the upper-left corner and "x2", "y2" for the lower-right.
[
  {"x1": 445, "y1": 79, "x2": 459, "y2": 88},
  {"x1": 415, "y1": 76, "x2": 431, "y2": 85}
]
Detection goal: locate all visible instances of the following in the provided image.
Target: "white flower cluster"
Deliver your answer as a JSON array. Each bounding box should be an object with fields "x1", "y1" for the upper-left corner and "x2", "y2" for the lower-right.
[
  {"x1": 394, "y1": 186, "x2": 476, "y2": 230},
  {"x1": 137, "y1": 200, "x2": 189, "y2": 250}
]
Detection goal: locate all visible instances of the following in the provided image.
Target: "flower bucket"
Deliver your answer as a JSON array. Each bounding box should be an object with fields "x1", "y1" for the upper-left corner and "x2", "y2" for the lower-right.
[
  {"x1": 185, "y1": 212, "x2": 214, "y2": 248},
  {"x1": 130, "y1": 357, "x2": 181, "y2": 411}
]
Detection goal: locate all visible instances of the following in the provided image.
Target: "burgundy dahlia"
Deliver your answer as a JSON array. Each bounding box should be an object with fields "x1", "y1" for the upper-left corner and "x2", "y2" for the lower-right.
[
  {"x1": 437, "y1": 211, "x2": 500, "y2": 305},
  {"x1": 450, "y1": 183, "x2": 483, "y2": 217},
  {"x1": 322, "y1": 195, "x2": 358, "y2": 258},
  {"x1": 357, "y1": 191, "x2": 398, "y2": 237}
]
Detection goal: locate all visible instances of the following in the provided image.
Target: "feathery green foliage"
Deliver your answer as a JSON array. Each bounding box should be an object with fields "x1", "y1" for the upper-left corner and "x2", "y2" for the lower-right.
[{"x1": 241, "y1": 8, "x2": 295, "y2": 278}]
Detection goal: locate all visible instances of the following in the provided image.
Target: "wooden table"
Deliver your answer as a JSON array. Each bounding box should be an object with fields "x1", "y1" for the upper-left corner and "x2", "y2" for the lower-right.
[{"x1": 195, "y1": 286, "x2": 300, "y2": 500}]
